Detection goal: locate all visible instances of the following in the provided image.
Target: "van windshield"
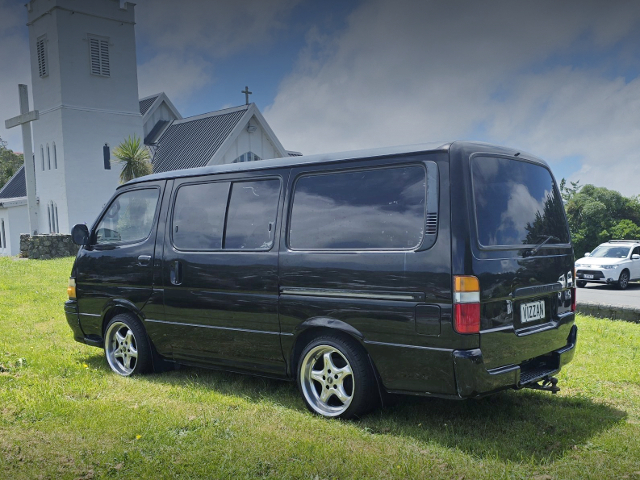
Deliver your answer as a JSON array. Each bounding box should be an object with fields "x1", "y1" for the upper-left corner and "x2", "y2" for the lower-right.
[{"x1": 471, "y1": 157, "x2": 569, "y2": 247}]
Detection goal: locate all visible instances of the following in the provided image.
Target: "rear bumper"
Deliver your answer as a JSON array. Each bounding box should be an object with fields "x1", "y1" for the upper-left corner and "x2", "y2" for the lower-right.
[
  {"x1": 64, "y1": 300, "x2": 102, "y2": 347},
  {"x1": 452, "y1": 324, "x2": 577, "y2": 398}
]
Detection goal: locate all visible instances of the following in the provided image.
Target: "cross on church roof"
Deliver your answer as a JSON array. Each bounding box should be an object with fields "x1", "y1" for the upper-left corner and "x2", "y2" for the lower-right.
[{"x1": 242, "y1": 86, "x2": 252, "y2": 105}]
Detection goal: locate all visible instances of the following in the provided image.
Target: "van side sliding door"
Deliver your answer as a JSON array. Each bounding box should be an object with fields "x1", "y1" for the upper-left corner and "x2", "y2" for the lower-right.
[{"x1": 154, "y1": 169, "x2": 289, "y2": 376}]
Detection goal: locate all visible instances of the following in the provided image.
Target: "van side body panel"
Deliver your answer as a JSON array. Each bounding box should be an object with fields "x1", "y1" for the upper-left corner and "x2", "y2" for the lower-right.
[{"x1": 278, "y1": 152, "x2": 467, "y2": 395}]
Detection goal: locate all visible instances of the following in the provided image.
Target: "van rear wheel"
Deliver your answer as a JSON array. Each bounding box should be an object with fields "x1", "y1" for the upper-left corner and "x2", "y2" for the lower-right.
[
  {"x1": 297, "y1": 335, "x2": 378, "y2": 419},
  {"x1": 104, "y1": 314, "x2": 152, "y2": 376}
]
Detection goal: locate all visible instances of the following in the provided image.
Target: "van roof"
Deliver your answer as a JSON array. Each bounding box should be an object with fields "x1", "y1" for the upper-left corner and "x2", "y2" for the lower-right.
[{"x1": 124, "y1": 140, "x2": 533, "y2": 187}]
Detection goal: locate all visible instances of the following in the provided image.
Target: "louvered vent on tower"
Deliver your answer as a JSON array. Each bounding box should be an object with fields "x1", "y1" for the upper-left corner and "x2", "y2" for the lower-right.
[
  {"x1": 89, "y1": 36, "x2": 110, "y2": 76},
  {"x1": 426, "y1": 212, "x2": 438, "y2": 235},
  {"x1": 37, "y1": 36, "x2": 47, "y2": 77}
]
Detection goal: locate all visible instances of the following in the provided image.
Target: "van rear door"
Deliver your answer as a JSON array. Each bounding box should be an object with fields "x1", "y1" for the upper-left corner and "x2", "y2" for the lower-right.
[{"x1": 462, "y1": 153, "x2": 575, "y2": 373}]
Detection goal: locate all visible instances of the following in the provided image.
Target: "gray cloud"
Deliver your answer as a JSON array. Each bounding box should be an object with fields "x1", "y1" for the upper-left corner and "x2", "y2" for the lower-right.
[
  {"x1": 136, "y1": 0, "x2": 302, "y2": 58},
  {"x1": 265, "y1": 0, "x2": 640, "y2": 195},
  {"x1": 134, "y1": 0, "x2": 302, "y2": 106}
]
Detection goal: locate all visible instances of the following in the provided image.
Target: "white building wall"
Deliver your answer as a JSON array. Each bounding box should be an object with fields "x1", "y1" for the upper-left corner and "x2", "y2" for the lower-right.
[
  {"x1": 0, "y1": 204, "x2": 29, "y2": 256},
  {"x1": 143, "y1": 102, "x2": 177, "y2": 139},
  {"x1": 220, "y1": 118, "x2": 281, "y2": 164},
  {"x1": 63, "y1": 108, "x2": 142, "y2": 227}
]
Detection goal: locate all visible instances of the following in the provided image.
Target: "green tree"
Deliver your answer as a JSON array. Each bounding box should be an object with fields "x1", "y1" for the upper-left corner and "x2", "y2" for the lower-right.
[
  {"x1": 609, "y1": 219, "x2": 640, "y2": 240},
  {"x1": 0, "y1": 136, "x2": 24, "y2": 190},
  {"x1": 112, "y1": 135, "x2": 152, "y2": 184},
  {"x1": 563, "y1": 183, "x2": 640, "y2": 255}
]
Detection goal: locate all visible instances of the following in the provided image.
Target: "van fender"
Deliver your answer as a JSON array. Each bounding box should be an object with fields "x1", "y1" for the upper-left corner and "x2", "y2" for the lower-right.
[
  {"x1": 294, "y1": 317, "x2": 365, "y2": 340},
  {"x1": 287, "y1": 317, "x2": 366, "y2": 376},
  {"x1": 99, "y1": 298, "x2": 146, "y2": 336}
]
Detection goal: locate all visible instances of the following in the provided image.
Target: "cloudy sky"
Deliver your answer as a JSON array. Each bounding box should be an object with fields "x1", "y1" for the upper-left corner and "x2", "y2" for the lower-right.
[{"x1": 1, "y1": 0, "x2": 640, "y2": 195}]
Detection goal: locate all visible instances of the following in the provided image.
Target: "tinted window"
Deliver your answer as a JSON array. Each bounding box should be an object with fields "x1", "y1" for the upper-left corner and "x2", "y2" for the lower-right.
[
  {"x1": 472, "y1": 157, "x2": 569, "y2": 246},
  {"x1": 172, "y1": 182, "x2": 230, "y2": 250},
  {"x1": 225, "y1": 179, "x2": 280, "y2": 250},
  {"x1": 95, "y1": 188, "x2": 159, "y2": 245},
  {"x1": 289, "y1": 165, "x2": 426, "y2": 250}
]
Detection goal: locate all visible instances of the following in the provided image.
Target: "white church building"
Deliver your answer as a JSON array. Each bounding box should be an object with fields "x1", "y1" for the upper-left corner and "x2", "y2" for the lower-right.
[{"x1": 0, "y1": 0, "x2": 296, "y2": 256}]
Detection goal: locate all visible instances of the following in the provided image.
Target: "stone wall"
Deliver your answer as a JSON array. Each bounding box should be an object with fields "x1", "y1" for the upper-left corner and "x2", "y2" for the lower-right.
[
  {"x1": 576, "y1": 302, "x2": 640, "y2": 324},
  {"x1": 20, "y1": 234, "x2": 79, "y2": 259}
]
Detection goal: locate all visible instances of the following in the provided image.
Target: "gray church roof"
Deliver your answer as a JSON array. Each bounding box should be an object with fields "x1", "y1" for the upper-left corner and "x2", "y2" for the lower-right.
[
  {"x1": 0, "y1": 165, "x2": 26, "y2": 199},
  {"x1": 151, "y1": 105, "x2": 249, "y2": 173},
  {"x1": 139, "y1": 94, "x2": 159, "y2": 115}
]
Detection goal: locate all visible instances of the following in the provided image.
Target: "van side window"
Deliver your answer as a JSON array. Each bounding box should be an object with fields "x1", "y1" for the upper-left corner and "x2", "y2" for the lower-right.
[
  {"x1": 95, "y1": 188, "x2": 159, "y2": 245},
  {"x1": 225, "y1": 179, "x2": 280, "y2": 250},
  {"x1": 172, "y1": 182, "x2": 230, "y2": 250},
  {"x1": 289, "y1": 165, "x2": 426, "y2": 250}
]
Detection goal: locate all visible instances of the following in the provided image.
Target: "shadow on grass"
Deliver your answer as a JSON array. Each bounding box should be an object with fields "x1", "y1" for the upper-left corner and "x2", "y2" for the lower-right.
[{"x1": 82, "y1": 354, "x2": 626, "y2": 463}]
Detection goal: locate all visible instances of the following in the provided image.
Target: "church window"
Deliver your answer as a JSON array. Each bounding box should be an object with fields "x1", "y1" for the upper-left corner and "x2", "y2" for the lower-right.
[
  {"x1": 54, "y1": 204, "x2": 59, "y2": 233},
  {"x1": 0, "y1": 219, "x2": 5, "y2": 248},
  {"x1": 48, "y1": 201, "x2": 59, "y2": 233},
  {"x1": 89, "y1": 35, "x2": 110, "y2": 77},
  {"x1": 47, "y1": 144, "x2": 51, "y2": 170},
  {"x1": 40, "y1": 145, "x2": 44, "y2": 171},
  {"x1": 232, "y1": 152, "x2": 262, "y2": 164},
  {"x1": 103, "y1": 144, "x2": 111, "y2": 169},
  {"x1": 53, "y1": 142, "x2": 57, "y2": 169},
  {"x1": 37, "y1": 35, "x2": 48, "y2": 77}
]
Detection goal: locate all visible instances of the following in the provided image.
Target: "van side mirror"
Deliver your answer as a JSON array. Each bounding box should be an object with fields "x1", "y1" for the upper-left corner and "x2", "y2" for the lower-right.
[
  {"x1": 71, "y1": 224, "x2": 90, "y2": 246},
  {"x1": 584, "y1": 252, "x2": 591, "y2": 257},
  {"x1": 633, "y1": 254, "x2": 640, "y2": 260}
]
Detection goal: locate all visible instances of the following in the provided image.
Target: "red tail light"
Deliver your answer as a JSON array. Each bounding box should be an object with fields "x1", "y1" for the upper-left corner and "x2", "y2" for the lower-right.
[
  {"x1": 454, "y1": 303, "x2": 481, "y2": 333},
  {"x1": 453, "y1": 275, "x2": 480, "y2": 334}
]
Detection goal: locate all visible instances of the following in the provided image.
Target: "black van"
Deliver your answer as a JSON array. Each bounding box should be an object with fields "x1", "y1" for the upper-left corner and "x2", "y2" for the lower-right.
[{"x1": 65, "y1": 141, "x2": 577, "y2": 419}]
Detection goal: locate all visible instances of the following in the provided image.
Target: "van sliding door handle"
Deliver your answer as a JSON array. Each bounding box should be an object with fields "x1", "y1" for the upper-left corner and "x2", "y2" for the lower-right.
[
  {"x1": 137, "y1": 254, "x2": 152, "y2": 266},
  {"x1": 170, "y1": 260, "x2": 183, "y2": 285}
]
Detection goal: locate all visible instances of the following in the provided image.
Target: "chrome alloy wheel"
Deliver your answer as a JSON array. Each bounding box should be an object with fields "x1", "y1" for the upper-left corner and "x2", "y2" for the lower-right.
[
  {"x1": 300, "y1": 345, "x2": 354, "y2": 417},
  {"x1": 105, "y1": 321, "x2": 139, "y2": 376}
]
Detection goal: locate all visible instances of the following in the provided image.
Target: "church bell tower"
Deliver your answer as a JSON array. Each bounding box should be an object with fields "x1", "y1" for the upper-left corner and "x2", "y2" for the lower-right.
[{"x1": 26, "y1": 0, "x2": 143, "y2": 233}]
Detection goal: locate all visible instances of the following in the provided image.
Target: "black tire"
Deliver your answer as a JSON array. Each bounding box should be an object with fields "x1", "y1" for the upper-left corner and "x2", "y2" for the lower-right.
[
  {"x1": 617, "y1": 270, "x2": 630, "y2": 290},
  {"x1": 297, "y1": 334, "x2": 378, "y2": 419},
  {"x1": 576, "y1": 281, "x2": 587, "y2": 288},
  {"x1": 104, "y1": 314, "x2": 153, "y2": 376}
]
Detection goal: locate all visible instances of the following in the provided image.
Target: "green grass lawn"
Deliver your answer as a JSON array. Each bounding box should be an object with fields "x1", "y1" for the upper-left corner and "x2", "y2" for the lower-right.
[{"x1": 1, "y1": 257, "x2": 639, "y2": 479}]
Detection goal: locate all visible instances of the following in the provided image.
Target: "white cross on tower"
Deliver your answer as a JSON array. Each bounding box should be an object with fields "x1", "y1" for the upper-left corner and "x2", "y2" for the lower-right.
[{"x1": 5, "y1": 84, "x2": 39, "y2": 235}]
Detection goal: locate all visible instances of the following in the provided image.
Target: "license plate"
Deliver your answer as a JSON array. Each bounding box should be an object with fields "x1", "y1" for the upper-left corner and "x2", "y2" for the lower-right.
[
  {"x1": 584, "y1": 274, "x2": 594, "y2": 279},
  {"x1": 520, "y1": 300, "x2": 545, "y2": 323}
]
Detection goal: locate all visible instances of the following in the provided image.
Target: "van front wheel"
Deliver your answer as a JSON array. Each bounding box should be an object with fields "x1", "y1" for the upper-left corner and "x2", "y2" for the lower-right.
[
  {"x1": 298, "y1": 335, "x2": 377, "y2": 419},
  {"x1": 104, "y1": 314, "x2": 152, "y2": 376}
]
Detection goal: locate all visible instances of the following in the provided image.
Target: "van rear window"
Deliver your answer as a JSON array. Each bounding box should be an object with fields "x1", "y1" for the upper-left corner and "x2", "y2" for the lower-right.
[
  {"x1": 471, "y1": 157, "x2": 569, "y2": 247},
  {"x1": 289, "y1": 165, "x2": 426, "y2": 250}
]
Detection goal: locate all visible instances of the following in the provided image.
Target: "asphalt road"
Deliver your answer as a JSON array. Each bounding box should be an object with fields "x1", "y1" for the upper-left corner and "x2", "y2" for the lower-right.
[{"x1": 577, "y1": 282, "x2": 640, "y2": 308}]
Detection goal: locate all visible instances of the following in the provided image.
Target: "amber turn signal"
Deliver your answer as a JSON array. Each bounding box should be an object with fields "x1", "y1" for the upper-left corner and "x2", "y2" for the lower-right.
[{"x1": 67, "y1": 277, "x2": 76, "y2": 299}]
